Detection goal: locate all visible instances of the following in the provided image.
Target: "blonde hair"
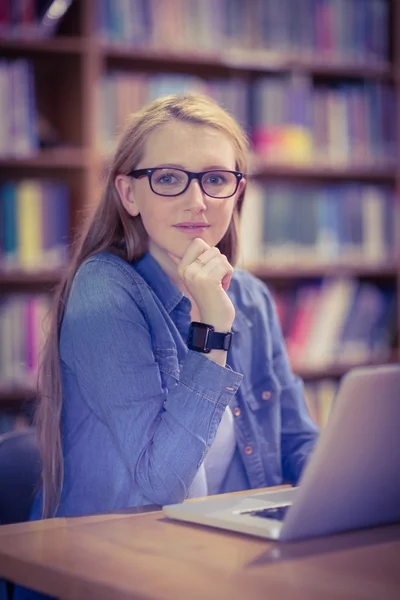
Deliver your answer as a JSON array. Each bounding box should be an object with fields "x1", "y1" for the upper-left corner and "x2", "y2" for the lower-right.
[{"x1": 36, "y1": 93, "x2": 249, "y2": 517}]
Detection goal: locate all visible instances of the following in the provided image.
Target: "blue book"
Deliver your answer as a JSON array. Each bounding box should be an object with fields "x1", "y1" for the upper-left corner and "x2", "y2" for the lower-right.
[
  {"x1": 48, "y1": 181, "x2": 69, "y2": 266},
  {"x1": 368, "y1": 287, "x2": 396, "y2": 356},
  {"x1": 316, "y1": 185, "x2": 340, "y2": 260},
  {"x1": 1, "y1": 182, "x2": 18, "y2": 268}
]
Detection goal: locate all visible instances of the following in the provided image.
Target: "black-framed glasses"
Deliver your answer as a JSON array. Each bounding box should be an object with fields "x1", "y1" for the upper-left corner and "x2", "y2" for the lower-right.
[{"x1": 128, "y1": 167, "x2": 244, "y2": 199}]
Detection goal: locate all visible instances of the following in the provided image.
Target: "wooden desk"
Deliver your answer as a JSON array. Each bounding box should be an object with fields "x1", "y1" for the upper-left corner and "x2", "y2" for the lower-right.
[{"x1": 0, "y1": 494, "x2": 399, "y2": 600}]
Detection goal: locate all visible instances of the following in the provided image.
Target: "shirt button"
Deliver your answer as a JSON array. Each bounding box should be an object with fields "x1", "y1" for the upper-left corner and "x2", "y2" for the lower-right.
[
  {"x1": 261, "y1": 390, "x2": 272, "y2": 401},
  {"x1": 244, "y1": 446, "x2": 253, "y2": 455},
  {"x1": 233, "y1": 407, "x2": 241, "y2": 417}
]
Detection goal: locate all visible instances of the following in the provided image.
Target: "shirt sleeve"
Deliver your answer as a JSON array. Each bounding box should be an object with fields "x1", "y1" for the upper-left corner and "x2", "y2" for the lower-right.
[
  {"x1": 263, "y1": 283, "x2": 319, "y2": 484},
  {"x1": 61, "y1": 259, "x2": 242, "y2": 506}
]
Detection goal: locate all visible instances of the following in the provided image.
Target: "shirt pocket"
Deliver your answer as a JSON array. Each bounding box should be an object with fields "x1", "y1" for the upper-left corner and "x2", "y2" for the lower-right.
[
  {"x1": 241, "y1": 372, "x2": 282, "y2": 455},
  {"x1": 154, "y1": 345, "x2": 180, "y2": 391},
  {"x1": 244, "y1": 372, "x2": 282, "y2": 412}
]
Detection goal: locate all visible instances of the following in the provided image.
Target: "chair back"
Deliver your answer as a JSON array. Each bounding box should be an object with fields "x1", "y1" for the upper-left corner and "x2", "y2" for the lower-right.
[{"x1": 0, "y1": 428, "x2": 41, "y2": 525}]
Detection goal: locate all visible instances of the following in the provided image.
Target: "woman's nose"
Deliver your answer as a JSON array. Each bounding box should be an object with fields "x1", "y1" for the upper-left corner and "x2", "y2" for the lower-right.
[{"x1": 182, "y1": 179, "x2": 207, "y2": 211}]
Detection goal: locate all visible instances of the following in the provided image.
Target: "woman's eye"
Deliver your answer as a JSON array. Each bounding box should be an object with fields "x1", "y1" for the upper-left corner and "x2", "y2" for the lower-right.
[
  {"x1": 158, "y1": 175, "x2": 174, "y2": 183},
  {"x1": 205, "y1": 174, "x2": 225, "y2": 185},
  {"x1": 157, "y1": 174, "x2": 177, "y2": 184}
]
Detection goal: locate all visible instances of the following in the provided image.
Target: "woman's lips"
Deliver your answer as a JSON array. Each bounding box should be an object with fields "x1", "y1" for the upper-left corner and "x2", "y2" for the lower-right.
[{"x1": 173, "y1": 223, "x2": 210, "y2": 233}]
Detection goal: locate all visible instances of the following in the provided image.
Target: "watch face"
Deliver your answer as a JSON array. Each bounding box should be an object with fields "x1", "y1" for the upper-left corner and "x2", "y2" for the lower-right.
[{"x1": 188, "y1": 323, "x2": 211, "y2": 352}]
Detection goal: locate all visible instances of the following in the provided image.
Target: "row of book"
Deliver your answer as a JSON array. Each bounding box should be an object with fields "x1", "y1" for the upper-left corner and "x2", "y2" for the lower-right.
[
  {"x1": 0, "y1": 59, "x2": 38, "y2": 157},
  {"x1": 97, "y1": 0, "x2": 389, "y2": 63},
  {"x1": 2, "y1": 56, "x2": 396, "y2": 165},
  {"x1": 0, "y1": 294, "x2": 51, "y2": 386},
  {"x1": 0, "y1": 180, "x2": 69, "y2": 271},
  {"x1": 0, "y1": 178, "x2": 395, "y2": 273},
  {"x1": 271, "y1": 278, "x2": 396, "y2": 371},
  {"x1": 0, "y1": 280, "x2": 393, "y2": 378},
  {"x1": 252, "y1": 76, "x2": 396, "y2": 165},
  {"x1": 98, "y1": 72, "x2": 396, "y2": 165},
  {"x1": 0, "y1": 279, "x2": 390, "y2": 427},
  {"x1": 239, "y1": 183, "x2": 396, "y2": 266}
]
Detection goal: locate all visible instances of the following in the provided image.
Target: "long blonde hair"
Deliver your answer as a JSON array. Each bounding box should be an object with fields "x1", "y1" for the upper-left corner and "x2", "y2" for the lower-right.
[{"x1": 36, "y1": 93, "x2": 249, "y2": 517}]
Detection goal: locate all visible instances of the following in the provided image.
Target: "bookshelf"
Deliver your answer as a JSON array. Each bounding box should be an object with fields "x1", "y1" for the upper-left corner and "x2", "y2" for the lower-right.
[
  {"x1": 250, "y1": 161, "x2": 397, "y2": 181},
  {"x1": 1, "y1": 0, "x2": 399, "y2": 415},
  {"x1": 250, "y1": 262, "x2": 398, "y2": 281},
  {"x1": 0, "y1": 148, "x2": 89, "y2": 169}
]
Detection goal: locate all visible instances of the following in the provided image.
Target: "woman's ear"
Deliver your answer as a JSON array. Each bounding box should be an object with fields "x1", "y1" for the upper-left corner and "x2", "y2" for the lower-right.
[
  {"x1": 234, "y1": 177, "x2": 246, "y2": 206},
  {"x1": 115, "y1": 175, "x2": 140, "y2": 217},
  {"x1": 238, "y1": 177, "x2": 246, "y2": 196}
]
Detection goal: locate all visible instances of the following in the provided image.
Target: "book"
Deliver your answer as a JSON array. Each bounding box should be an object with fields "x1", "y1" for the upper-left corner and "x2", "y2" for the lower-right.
[{"x1": 0, "y1": 179, "x2": 70, "y2": 271}]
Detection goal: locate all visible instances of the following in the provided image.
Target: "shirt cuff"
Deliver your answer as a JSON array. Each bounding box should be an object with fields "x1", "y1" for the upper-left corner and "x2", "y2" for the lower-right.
[{"x1": 179, "y1": 349, "x2": 243, "y2": 404}]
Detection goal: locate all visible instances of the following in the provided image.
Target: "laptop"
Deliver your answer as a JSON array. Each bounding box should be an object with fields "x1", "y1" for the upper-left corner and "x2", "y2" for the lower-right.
[{"x1": 163, "y1": 364, "x2": 400, "y2": 541}]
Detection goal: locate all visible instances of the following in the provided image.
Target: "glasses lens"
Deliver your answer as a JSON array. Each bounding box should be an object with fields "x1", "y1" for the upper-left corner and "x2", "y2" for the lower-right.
[
  {"x1": 151, "y1": 169, "x2": 188, "y2": 196},
  {"x1": 201, "y1": 171, "x2": 237, "y2": 198}
]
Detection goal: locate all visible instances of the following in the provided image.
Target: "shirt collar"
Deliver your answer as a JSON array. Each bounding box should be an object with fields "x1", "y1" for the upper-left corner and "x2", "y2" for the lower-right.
[{"x1": 134, "y1": 252, "x2": 184, "y2": 314}]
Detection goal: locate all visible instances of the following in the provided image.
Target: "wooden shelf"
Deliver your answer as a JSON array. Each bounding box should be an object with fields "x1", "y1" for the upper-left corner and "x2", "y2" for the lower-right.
[
  {"x1": 3, "y1": 262, "x2": 396, "y2": 289},
  {"x1": 101, "y1": 44, "x2": 394, "y2": 79},
  {"x1": 289, "y1": 58, "x2": 393, "y2": 79},
  {"x1": 225, "y1": 54, "x2": 394, "y2": 78},
  {"x1": 0, "y1": 36, "x2": 85, "y2": 55},
  {"x1": 294, "y1": 355, "x2": 399, "y2": 380},
  {"x1": 0, "y1": 148, "x2": 89, "y2": 170},
  {"x1": 0, "y1": 384, "x2": 37, "y2": 405},
  {"x1": 251, "y1": 161, "x2": 397, "y2": 181},
  {"x1": 3, "y1": 35, "x2": 391, "y2": 79},
  {"x1": 249, "y1": 262, "x2": 399, "y2": 280},
  {"x1": 0, "y1": 270, "x2": 64, "y2": 289}
]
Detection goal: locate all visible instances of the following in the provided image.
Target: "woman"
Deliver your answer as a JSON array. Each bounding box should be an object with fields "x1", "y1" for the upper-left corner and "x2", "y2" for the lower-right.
[{"x1": 35, "y1": 93, "x2": 318, "y2": 521}]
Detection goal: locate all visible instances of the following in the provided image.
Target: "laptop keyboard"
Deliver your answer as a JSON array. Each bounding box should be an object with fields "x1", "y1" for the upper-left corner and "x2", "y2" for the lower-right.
[{"x1": 241, "y1": 505, "x2": 291, "y2": 521}]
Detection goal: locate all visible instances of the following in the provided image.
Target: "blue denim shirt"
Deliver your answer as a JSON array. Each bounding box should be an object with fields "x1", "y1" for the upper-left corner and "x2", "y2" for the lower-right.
[{"x1": 32, "y1": 251, "x2": 318, "y2": 519}]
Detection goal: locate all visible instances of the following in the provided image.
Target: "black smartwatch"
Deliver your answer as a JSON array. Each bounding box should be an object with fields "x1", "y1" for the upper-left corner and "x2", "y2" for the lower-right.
[{"x1": 187, "y1": 322, "x2": 233, "y2": 354}]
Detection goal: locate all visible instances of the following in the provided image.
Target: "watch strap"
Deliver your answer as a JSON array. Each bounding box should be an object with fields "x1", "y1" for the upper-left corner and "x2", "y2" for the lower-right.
[
  {"x1": 187, "y1": 322, "x2": 233, "y2": 353},
  {"x1": 207, "y1": 330, "x2": 233, "y2": 351}
]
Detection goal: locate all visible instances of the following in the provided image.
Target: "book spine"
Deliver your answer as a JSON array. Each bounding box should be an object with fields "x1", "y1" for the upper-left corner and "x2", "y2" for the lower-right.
[{"x1": 16, "y1": 180, "x2": 42, "y2": 270}]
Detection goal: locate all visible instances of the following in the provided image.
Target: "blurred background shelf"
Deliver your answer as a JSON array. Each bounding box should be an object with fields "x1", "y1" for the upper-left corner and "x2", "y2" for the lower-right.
[
  {"x1": 249, "y1": 261, "x2": 399, "y2": 280},
  {"x1": 295, "y1": 354, "x2": 399, "y2": 381},
  {"x1": 0, "y1": 148, "x2": 89, "y2": 170},
  {"x1": 0, "y1": 269, "x2": 64, "y2": 289},
  {"x1": 0, "y1": 36, "x2": 85, "y2": 55},
  {"x1": 101, "y1": 45, "x2": 395, "y2": 78},
  {"x1": 0, "y1": 0, "x2": 399, "y2": 434},
  {"x1": 0, "y1": 385, "x2": 37, "y2": 410},
  {"x1": 251, "y1": 162, "x2": 398, "y2": 181}
]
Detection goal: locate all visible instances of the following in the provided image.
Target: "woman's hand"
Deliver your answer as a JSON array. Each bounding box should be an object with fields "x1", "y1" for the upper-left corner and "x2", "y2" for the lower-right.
[{"x1": 172, "y1": 238, "x2": 235, "y2": 332}]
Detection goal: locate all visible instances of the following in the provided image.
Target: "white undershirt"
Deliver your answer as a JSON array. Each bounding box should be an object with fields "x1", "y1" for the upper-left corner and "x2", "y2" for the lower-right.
[{"x1": 187, "y1": 405, "x2": 236, "y2": 498}]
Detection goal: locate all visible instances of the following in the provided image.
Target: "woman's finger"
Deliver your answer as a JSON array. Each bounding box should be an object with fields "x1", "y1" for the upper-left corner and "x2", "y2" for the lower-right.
[
  {"x1": 222, "y1": 273, "x2": 232, "y2": 290},
  {"x1": 178, "y1": 238, "x2": 210, "y2": 271},
  {"x1": 187, "y1": 254, "x2": 233, "y2": 287}
]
